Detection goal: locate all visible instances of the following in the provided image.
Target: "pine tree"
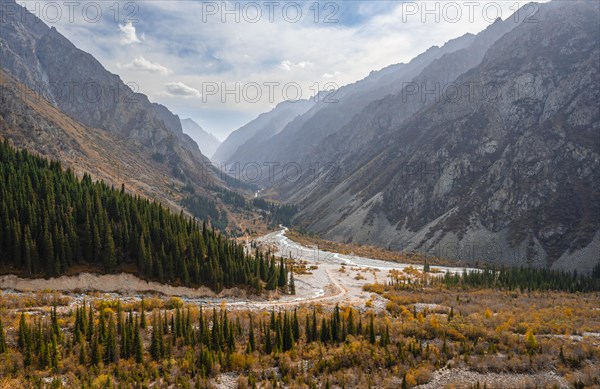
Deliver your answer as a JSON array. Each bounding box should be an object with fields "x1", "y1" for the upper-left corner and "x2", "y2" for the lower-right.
[
  {"x1": 289, "y1": 271, "x2": 296, "y2": 294},
  {"x1": 87, "y1": 303, "x2": 94, "y2": 342},
  {"x1": 79, "y1": 342, "x2": 88, "y2": 365},
  {"x1": 0, "y1": 318, "x2": 7, "y2": 354},
  {"x1": 332, "y1": 305, "x2": 341, "y2": 342},
  {"x1": 381, "y1": 325, "x2": 390, "y2": 347},
  {"x1": 305, "y1": 314, "x2": 312, "y2": 342},
  {"x1": 51, "y1": 306, "x2": 61, "y2": 341},
  {"x1": 368, "y1": 315, "x2": 376, "y2": 345},
  {"x1": 278, "y1": 257, "x2": 287, "y2": 289},
  {"x1": 266, "y1": 270, "x2": 278, "y2": 290},
  {"x1": 50, "y1": 334, "x2": 60, "y2": 370},
  {"x1": 347, "y1": 309, "x2": 355, "y2": 336},
  {"x1": 311, "y1": 308, "x2": 318, "y2": 343},
  {"x1": 18, "y1": 313, "x2": 28, "y2": 350},
  {"x1": 247, "y1": 317, "x2": 256, "y2": 353},
  {"x1": 133, "y1": 322, "x2": 143, "y2": 363},
  {"x1": 90, "y1": 335, "x2": 101, "y2": 366},
  {"x1": 150, "y1": 314, "x2": 163, "y2": 361},
  {"x1": 282, "y1": 312, "x2": 294, "y2": 352},
  {"x1": 264, "y1": 326, "x2": 273, "y2": 354},
  {"x1": 320, "y1": 318, "x2": 330, "y2": 344},
  {"x1": 99, "y1": 309, "x2": 106, "y2": 342},
  {"x1": 292, "y1": 309, "x2": 300, "y2": 342},
  {"x1": 104, "y1": 313, "x2": 118, "y2": 364},
  {"x1": 140, "y1": 297, "x2": 147, "y2": 329}
]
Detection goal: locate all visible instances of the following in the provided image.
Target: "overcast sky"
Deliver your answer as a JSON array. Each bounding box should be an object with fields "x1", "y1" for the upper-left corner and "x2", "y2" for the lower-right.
[{"x1": 23, "y1": 0, "x2": 544, "y2": 141}]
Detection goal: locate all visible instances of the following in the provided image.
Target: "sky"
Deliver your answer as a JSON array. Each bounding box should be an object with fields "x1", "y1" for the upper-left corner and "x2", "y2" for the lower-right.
[{"x1": 22, "y1": 0, "x2": 545, "y2": 142}]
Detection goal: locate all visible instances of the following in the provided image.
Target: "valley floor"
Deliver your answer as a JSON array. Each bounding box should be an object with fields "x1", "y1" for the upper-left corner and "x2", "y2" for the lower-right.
[
  {"x1": 0, "y1": 228, "x2": 474, "y2": 310},
  {"x1": 1, "y1": 229, "x2": 598, "y2": 388}
]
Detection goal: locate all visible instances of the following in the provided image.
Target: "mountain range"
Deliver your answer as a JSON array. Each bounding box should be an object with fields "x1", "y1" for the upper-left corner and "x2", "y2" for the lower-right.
[
  {"x1": 218, "y1": 0, "x2": 600, "y2": 272},
  {"x1": 0, "y1": 0, "x2": 597, "y2": 272}
]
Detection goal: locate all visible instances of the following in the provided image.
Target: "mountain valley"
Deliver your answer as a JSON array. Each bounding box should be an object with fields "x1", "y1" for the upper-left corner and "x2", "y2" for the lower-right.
[{"x1": 0, "y1": 0, "x2": 599, "y2": 387}]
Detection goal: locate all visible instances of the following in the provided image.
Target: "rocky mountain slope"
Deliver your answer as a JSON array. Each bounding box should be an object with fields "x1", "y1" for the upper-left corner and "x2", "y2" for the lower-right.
[
  {"x1": 288, "y1": 1, "x2": 599, "y2": 272},
  {"x1": 0, "y1": 0, "x2": 220, "y2": 193},
  {"x1": 270, "y1": 14, "x2": 526, "y2": 201},
  {"x1": 0, "y1": 70, "x2": 189, "y2": 209},
  {"x1": 180, "y1": 118, "x2": 221, "y2": 159}
]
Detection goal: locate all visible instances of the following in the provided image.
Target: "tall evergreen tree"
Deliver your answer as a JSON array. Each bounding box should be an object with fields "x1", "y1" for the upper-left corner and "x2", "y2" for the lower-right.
[
  {"x1": 0, "y1": 318, "x2": 7, "y2": 354},
  {"x1": 282, "y1": 312, "x2": 294, "y2": 352},
  {"x1": 133, "y1": 320, "x2": 143, "y2": 363},
  {"x1": 140, "y1": 298, "x2": 147, "y2": 329},
  {"x1": 278, "y1": 257, "x2": 287, "y2": 289},
  {"x1": 292, "y1": 309, "x2": 300, "y2": 342},
  {"x1": 368, "y1": 315, "x2": 376, "y2": 345},
  {"x1": 247, "y1": 318, "x2": 256, "y2": 354},
  {"x1": 289, "y1": 271, "x2": 296, "y2": 294}
]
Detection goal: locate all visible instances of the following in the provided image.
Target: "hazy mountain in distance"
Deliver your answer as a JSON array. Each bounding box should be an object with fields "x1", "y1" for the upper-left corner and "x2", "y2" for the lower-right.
[
  {"x1": 213, "y1": 98, "x2": 315, "y2": 164},
  {"x1": 181, "y1": 118, "x2": 221, "y2": 159},
  {"x1": 288, "y1": 0, "x2": 599, "y2": 272},
  {"x1": 222, "y1": 30, "x2": 485, "y2": 183}
]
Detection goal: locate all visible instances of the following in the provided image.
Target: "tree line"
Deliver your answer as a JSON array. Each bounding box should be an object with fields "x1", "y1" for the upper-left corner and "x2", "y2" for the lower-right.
[
  {"x1": 180, "y1": 194, "x2": 229, "y2": 232},
  {"x1": 441, "y1": 266, "x2": 600, "y2": 292},
  {"x1": 0, "y1": 140, "x2": 291, "y2": 292},
  {"x1": 181, "y1": 187, "x2": 297, "y2": 232},
  {"x1": 252, "y1": 198, "x2": 298, "y2": 227}
]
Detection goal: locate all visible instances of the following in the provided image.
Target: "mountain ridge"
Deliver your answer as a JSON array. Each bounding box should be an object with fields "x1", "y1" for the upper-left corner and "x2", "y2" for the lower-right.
[
  {"x1": 219, "y1": 30, "x2": 484, "y2": 184},
  {"x1": 288, "y1": 0, "x2": 599, "y2": 272},
  {"x1": 0, "y1": 0, "x2": 222, "y2": 194},
  {"x1": 180, "y1": 118, "x2": 221, "y2": 159}
]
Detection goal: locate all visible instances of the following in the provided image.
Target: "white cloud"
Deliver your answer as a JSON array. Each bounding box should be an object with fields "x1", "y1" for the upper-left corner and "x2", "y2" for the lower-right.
[
  {"x1": 322, "y1": 71, "x2": 341, "y2": 79},
  {"x1": 279, "y1": 60, "x2": 314, "y2": 71},
  {"x1": 40, "y1": 0, "x2": 550, "y2": 137},
  {"x1": 119, "y1": 22, "x2": 142, "y2": 45},
  {"x1": 120, "y1": 56, "x2": 170, "y2": 75},
  {"x1": 164, "y1": 82, "x2": 201, "y2": 98}
]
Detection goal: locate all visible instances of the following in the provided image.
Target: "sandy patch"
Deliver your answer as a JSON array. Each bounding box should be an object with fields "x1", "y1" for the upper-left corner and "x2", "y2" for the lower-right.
[{"x1": 0, "y1": 273, "x2": 218, "y2": 298}]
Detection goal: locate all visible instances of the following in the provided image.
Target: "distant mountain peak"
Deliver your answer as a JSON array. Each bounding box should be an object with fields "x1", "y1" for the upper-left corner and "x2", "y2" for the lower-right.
[{"x1": 180, "y1": 118, "x2": 221, "y2": 159}]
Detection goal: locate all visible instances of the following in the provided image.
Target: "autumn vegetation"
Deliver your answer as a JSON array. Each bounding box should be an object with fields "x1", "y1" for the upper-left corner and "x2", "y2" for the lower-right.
[{"x1": 1, "y1": 265, "x2": 599, "y2": 389}]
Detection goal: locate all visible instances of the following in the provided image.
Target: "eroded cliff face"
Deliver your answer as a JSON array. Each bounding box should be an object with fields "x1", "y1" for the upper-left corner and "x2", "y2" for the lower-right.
[{"x1": 290, "y1": 1, "x2": 599, "y2": 272}]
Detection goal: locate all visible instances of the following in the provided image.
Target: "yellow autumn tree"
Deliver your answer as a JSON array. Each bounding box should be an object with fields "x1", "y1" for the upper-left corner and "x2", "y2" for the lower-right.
[
  {"x1": 484, "y1": 308, "x2": 493, "y2": 319},
  {"x1": 525, "y1": 328, "x2": 538, "y2": 355}
]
